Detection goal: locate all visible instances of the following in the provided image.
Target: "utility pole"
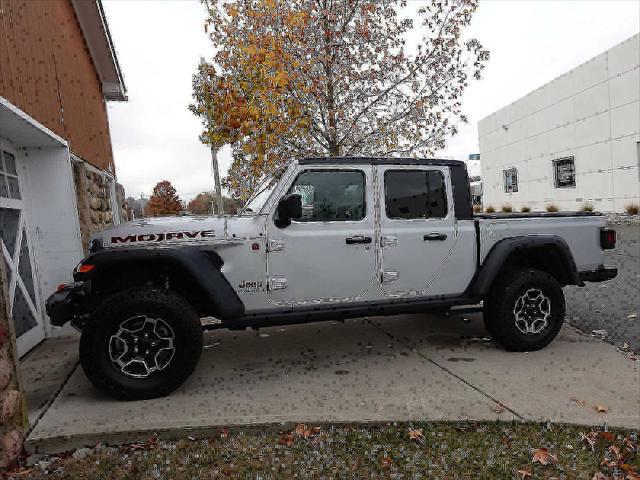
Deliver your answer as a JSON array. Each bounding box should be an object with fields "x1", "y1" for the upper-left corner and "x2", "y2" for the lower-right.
[{"x1": 200, "y1": 57, "x2": 224, "y2": 216}]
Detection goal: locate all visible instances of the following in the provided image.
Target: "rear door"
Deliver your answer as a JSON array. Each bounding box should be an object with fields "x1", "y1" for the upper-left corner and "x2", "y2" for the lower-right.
[
  {"x1": 378, "y1": 165, "x2": 459, "y2": 296},
  {"x1": 266, "y1": 165, "x2": 377, "y2": 306}
]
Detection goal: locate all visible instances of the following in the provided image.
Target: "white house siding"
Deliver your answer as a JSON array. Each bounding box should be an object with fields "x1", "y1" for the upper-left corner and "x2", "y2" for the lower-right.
[{"x1": 478, "y1": 34, "x2": 640, "y2": 212}]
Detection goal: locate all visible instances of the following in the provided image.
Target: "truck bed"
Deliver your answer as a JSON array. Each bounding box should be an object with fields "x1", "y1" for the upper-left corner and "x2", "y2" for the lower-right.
[{"x1": 475, "y1": 212, "x2": 606, "y2": 273}]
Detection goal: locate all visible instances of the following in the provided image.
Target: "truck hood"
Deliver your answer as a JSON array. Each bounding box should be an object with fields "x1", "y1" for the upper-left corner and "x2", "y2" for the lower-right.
[{"x1": 91, "y1": 215, "x2": 263, "y2": 249}]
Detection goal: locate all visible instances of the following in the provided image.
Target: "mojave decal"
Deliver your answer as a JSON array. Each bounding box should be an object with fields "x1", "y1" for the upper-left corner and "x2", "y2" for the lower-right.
[{"x1": 111, "y1": 230, "x2": 215, "y2": 244}]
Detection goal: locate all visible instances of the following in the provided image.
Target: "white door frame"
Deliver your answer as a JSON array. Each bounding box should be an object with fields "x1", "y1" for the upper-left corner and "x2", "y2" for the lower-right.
[{"x1": 0, "y1": 141, "x2": 46, "y2": 355}]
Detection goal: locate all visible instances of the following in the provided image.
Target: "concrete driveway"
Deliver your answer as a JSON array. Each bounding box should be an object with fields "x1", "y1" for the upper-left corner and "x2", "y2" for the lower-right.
[{"x1": 26, "y1": 313, "x2": 639, "y2": 454}]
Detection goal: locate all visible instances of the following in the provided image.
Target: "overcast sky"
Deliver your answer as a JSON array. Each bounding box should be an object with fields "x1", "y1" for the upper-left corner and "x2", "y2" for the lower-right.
[{"x1": 103, "y1": 0, "x2": 639, "y2": 202}]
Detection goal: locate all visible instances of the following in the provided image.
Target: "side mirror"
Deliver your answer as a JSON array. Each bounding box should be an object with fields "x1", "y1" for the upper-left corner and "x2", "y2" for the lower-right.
[{"x1": 274, "y1": 194, "x2": 302, "y2": 228}]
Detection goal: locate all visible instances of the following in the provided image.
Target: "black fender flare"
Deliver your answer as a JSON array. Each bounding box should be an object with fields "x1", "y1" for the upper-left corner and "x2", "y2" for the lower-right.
[
  {"x1": 466, "y1": 235, "x2": 582, "y2": 297},
  {"x1": 76, "y1": 247, "x2": 245, "y2": 319}
]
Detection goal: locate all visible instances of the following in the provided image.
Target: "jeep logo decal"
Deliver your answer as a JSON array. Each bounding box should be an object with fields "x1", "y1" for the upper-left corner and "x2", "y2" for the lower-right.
[{"x1": 111, "y1": 230, "x2": 215, "y2": 244}]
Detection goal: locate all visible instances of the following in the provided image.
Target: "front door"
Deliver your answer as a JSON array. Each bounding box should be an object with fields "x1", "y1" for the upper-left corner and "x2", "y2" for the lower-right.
[
  {"x1": 378, "y1": 165, "x2": 458, "y2": 297},
  {"x1": 267, "y1": 166, "x2": 376, "y2": 306},
  {"x1": 0, "y1": 146, "x2": 45, "y2": 356}
]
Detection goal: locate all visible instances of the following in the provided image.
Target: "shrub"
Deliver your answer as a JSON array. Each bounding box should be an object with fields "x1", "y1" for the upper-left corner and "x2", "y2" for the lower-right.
[
  {"x1": 473, "y1": 204, "x2": 482, "y2": 213},
  {"x1": 581, "y1": 203, "x2": 594, "y2": 212},
  {"x1": 625, "y1": 203, "x2": 639, "y2": 215},
  {"x1": 546, "y1": 204, "x2": 559, "y2": 212},
  {"x1": 485, "y1": 205, "x2": 496, "y2": 213},
  {"x1": 501, "y1": 204, "x2": 513, "y2": 213},
  {"x1": 520, "y1": 206, "x2": 531, "y2": 213}
]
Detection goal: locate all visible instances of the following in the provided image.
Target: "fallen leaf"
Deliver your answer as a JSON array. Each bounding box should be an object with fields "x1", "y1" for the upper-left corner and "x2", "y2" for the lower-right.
[
  {"x1": 609, "y1": 444, "x2": 623, "y2": 461},
  {"x1": 623, "y1": 437, "x2": 638, "y2": 452},
  {"x1": 595, "y1": 405, "x2": 608, "y2": 413},
  {"x1": 532, "y1": 447, "x2": 558, "y2": 465},
  {"x1": 501, "y1": 435, "x2": 512, "y2": 448},
  {"x1": 570, "y1": 397, "x2": 586, "y2": 407},
  {"x1": 517, "y1": 469, "x2": 532, "y2": 479},
  {"x1": 380, "y1": 455, "x2": 392, "y2": 469},
  {"x1": 627, "y1": 313, "x2": 638, "y2": 320},
  {"x1": 582, "y1": 432, "x2": 597, "y2": 451},
  {"x1": 592, "y1": 472, "x2": 612, "y2": 480},
  {"x1": 278, "y1": 432, "x2": 294, "y2": 447},
  {"x1": 627, "y1": 472, "x2": 640, "y2": 480},
  {"x1": 305, "y1": 426, "x2": 321, "y2": 438},
  {"x1": 598, "y1": 431, "x2": 615, "y2": 442},
  {"x1": 294, "y1": 424, "x2": 306, "y2": 436},
  {"x1": 408, "y1": 429, "x2": 424, "y2": 442},
  {"x1": 494, "y1": 403, "x2": 506, "y2": 414},
  {"x1": 294, "y1": 424, "x2": 321, "y2": 438}
]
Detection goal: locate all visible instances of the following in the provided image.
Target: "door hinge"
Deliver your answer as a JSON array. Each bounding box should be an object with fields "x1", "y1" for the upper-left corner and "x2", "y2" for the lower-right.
[
  {"x1": 270, "y1": 276, "x2": 287, "y2": 290},
  {"x1": 381, "y1": 235, "x2": 397, "y2": 247},
  {"x1": 268, "y1": 239, "x2": 286, "y2": 252},
  {"x1": 381, "y1": 271, "x2": 399, "y2": 284}
]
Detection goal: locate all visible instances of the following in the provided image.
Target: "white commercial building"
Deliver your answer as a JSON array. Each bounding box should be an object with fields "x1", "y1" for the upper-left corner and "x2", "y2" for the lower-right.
[{"x1": 478, "y1": 34, "x2": 639, "y2": 212}]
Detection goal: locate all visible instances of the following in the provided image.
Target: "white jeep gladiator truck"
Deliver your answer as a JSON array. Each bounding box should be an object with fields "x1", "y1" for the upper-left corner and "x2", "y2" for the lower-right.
[{"x1": 46, "y1": 157, "x2": 617, "y2": 400}]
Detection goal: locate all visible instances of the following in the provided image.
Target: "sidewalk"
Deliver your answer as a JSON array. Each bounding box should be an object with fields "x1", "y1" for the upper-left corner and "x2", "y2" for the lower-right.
[{"x1": 25, "y1": 314, "x2": 639, "y2": 454}]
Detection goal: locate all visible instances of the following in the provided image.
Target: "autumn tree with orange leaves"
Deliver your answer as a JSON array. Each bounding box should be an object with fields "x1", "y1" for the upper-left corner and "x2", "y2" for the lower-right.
[
  {"x1": 145, "y1": 181, "x2": 183, "y2": 217},
  {"x1": 191, "y1": 0, "x2": 489, "y2": 200}
]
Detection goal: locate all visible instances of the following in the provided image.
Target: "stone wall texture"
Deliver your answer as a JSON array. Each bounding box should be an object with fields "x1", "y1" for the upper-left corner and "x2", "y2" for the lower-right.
[
  {"x1": 72, "y1": 161, "x2": 116, "y2": 252},
  {"x1": 0, "y1": 262, "x2": 26, "y2": 469}
]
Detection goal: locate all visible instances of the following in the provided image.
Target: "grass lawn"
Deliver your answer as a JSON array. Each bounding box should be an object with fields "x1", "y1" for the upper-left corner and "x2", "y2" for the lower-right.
[{"x1": 8, "y1": 421, "x2": 639, "y2": 479}]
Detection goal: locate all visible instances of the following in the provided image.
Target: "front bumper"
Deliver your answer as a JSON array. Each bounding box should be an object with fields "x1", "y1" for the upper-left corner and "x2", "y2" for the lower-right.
[
  {"x1": 45, "y1": 282, "x2": 89, "y2": 327},
  {"x1": 578, "y1": 266, "x2": 618, "y2": 283}
]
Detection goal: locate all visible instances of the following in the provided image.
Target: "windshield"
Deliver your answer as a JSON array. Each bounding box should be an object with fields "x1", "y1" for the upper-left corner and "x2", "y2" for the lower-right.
[{"x1": 242, "y1": 177, "x2": 277, "y2": 214}]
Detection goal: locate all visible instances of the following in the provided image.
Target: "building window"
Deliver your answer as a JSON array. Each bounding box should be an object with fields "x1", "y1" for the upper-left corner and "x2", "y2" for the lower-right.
[
  {"x1": 553, "y1": 157, "x2": 576, "y2": 188},
  {"x1": 503, "y1": 168, "x2": 518, "y2": 193},
  {"x1": 384, "y1": 170, "x2": 448, "y2": 219},
  {"x1": 0, "y1": 150, "x2": 21, "y2": 200}
]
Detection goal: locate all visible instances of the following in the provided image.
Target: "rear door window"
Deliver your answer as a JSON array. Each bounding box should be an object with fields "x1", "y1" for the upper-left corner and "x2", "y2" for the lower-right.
[{"x1": 384, "y1": 170, "x2": 447, "y2": 219}]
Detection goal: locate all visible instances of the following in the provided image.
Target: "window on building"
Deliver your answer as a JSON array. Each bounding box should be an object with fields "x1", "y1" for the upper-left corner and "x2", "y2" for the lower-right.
[
  {"x1": 503, "y1": 168, "x2": 518, "y2": 193},
  {"x1": 0, "y1": 150, "x2": 21, "y2": 200},
  {"x1": 289, "y1": 170, "x2": 365, "y2": 221},
  {"x1": 553, "y1": 157, "x2": 576, "y2": 188},
  {"x1": 384, "y1": 170, "x2": 448, "y2": 219}
]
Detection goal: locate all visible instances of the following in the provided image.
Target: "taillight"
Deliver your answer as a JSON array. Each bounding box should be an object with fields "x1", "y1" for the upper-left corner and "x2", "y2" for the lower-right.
[{"x1": 600, "y1": 228, "x2": 616, "y2": 250}]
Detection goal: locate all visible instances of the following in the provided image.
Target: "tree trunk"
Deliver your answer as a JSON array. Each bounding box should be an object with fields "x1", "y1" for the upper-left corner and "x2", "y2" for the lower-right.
[
  {"x1": 0, "y1": 262, "x2": 27, "y2": 468},
  {"x1": 323, "y1": 3, "x2": 339, "y2": 157}
]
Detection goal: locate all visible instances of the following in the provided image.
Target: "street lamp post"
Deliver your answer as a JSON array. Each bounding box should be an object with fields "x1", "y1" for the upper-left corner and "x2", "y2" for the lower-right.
[{"x1": 200, "y1": 57, "x2": 224, "y2": 216}]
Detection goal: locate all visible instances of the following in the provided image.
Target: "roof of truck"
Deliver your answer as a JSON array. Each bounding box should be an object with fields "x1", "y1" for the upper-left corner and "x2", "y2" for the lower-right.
[{"x1": 299, "y1": 157, "x2": 466, "y2": 167}]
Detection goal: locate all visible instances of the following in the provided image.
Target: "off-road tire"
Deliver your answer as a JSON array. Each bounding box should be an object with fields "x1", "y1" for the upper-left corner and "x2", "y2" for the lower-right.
[
  {"x1": 483, "y1": 268, "x2": 565, "y2": 351},
  {"x1": 80, "y1": 287, "x2": 203, "y2": 400}
]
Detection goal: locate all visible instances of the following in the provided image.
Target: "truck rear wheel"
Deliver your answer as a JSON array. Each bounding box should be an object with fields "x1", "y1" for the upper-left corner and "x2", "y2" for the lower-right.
[
  {"x1": 80, "y1": 287, "x2": 203, "y2": 400},
  {"x1": 484, "y1": 268, "x2": 565, "y2": 351}
]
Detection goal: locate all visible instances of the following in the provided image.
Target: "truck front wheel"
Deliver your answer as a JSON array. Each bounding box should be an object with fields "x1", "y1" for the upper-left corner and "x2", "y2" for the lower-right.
[
  {"x1": 484, "y1": 268, "x2": 565, "y2": 351},
  {"x1": 80, "y1": 287, "x2": 203, "y2": 400}
]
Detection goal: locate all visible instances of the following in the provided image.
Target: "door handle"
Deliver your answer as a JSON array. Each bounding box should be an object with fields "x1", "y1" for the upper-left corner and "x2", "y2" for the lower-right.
[
  {"x1": 423, "y1": 232, "x2": 447, "y2": 241},
  {"x1": 346, "y1": 235, "x2": 372, "y2": 244}
]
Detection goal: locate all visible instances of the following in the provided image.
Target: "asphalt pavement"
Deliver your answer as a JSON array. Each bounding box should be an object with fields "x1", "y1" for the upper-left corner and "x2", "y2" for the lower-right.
[{"x1": 565, "y1": 220, "x2": 640, "y2": 352}]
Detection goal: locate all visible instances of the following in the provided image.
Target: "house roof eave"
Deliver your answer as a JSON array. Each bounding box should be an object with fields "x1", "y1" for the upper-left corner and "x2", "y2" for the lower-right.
[{"x1": 70, "y1": 0, "x2": 127, "y2": 102}]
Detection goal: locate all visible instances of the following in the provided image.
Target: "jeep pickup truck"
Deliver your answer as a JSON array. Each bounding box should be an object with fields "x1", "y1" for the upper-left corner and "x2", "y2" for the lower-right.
[{"x1": 46, "y1": 157, "x2": 617, "y2": 400}]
